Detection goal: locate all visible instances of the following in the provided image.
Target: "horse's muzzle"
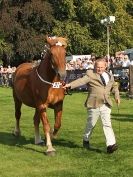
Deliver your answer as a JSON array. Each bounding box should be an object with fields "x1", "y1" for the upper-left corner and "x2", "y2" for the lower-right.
[{"x1": 58, "y1": 70, "x2": 67, "y2": 81}]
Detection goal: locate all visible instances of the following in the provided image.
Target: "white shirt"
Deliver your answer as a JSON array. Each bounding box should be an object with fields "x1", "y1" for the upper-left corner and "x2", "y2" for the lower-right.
[
  {"x1": 101, "y1": 72, "x2": 109, "y2": 85},
  {"x1": 122, "y1": 60, "x2": 130, "y2": 67}
]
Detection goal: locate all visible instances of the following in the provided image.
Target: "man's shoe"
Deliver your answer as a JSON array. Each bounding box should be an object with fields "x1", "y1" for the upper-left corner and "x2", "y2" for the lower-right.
[
  {"x1": 83, "y1": 140, "x2": 90, "y2": 149},
  {"x1": 107, "y1": 144, "x2": 118, "y2": 153}
]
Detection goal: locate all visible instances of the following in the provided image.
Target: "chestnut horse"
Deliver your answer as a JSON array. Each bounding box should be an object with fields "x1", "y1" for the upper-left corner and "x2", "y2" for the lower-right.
[{"x1": 12, "y1": 36, "x2": 67, "y2": 155}]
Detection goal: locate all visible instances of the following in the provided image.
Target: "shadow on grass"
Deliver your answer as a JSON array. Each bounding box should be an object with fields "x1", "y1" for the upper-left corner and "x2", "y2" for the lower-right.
[
  {"x1": 53, "y1": 139, "x2": 104, "y2": 154},
  {"x1": 0, "y1": 132, "x2": 81, "y2": 153},
  {"x1": 0, "y1": 132, "x2": 32, "y2": 145},
  {"x1": 0, "y1": 132, "x2": 104, "y2": 154},
  {"x1": 52, "y1": 138, "x2": 80, "y2": 149},
  {"x1": 0, "y1": 132, "x2": 79, "y2": 148},
  {"x1": 0, "y1": 131, "x2": 44, "y2": 153},
  {"x1": 112, "y1": 114, "x2": 133, "y2": 122},
  {"x1": 87, "y1": 146, "x2": 103, "y2": 153}
]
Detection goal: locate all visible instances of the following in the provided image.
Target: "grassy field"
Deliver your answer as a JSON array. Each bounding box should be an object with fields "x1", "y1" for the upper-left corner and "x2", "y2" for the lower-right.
[{"x1": 0, "y1": 87, "x2": 133, "y2": 177}]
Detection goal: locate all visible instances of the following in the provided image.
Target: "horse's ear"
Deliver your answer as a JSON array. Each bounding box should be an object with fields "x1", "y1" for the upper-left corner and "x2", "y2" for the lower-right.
[
  {"x1": 57, "y1": 37, "x2": 68, "y2": 48},
  {"x1": 46, "y1": 35, "x2": 58, "y2": 46},
  {"x1": 45, "y1": 35, "x2": 49, "y2": 42}
]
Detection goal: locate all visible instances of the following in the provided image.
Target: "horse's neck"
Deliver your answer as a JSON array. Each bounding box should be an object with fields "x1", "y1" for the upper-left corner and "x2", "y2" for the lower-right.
[{"x1": 38, "y1": 57, "x2": 56, "y2": 81}]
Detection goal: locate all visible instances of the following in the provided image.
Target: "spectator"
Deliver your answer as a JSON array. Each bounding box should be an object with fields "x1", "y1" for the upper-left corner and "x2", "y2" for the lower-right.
[
  {"x1": 130, "y1": 60, "x2": 133, "y2": 65},
  {"x1": 7, "y1": 65, "x2": 13, "y2": 87},
  {"x1": 109, "y1": 56, "x2": 116, "y2": 68},
  {"x1": 2, "y1": 67, "x2": 8, "y2": 87},
  {"x1": 86, "y1": 60, "x2": 94, "y2": 69},
  {"x1": 122, "y1": 55, "x2": 130, "y2": 67},
  {"x1": 114, "y1": 57, "x2": 123, "y2": 67}
]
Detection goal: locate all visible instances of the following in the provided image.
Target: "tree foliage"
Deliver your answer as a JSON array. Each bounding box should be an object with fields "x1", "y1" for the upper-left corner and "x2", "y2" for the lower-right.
[
  {"x1": 0, "y1": 0, "x2": 54, "y2": 66},
  {"x1": 0, "y1": 0, "x2": 132, "y2": 66}
]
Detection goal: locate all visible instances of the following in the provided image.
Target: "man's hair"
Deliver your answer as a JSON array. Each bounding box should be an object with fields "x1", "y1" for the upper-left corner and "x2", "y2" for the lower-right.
[
  {"x1": 94, "y1": 58, "x2": 108, "y2": 70},
  {"x1": 95, "y1": 58, "x2": 107, "y2": 65}
]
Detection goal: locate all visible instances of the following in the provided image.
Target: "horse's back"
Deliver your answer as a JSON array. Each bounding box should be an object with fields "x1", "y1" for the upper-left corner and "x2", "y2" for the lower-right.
[
  {"x1": 14, "y1": 63, "x2": 33, "y2": 76},
  {"x1": 13, "y1": 63, "x2": 36, "y2": 107}
]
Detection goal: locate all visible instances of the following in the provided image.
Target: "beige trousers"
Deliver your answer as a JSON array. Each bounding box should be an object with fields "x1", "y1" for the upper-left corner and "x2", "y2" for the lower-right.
[{"x1": 83, "y1": 104, "x2": 116, "y2": 146}]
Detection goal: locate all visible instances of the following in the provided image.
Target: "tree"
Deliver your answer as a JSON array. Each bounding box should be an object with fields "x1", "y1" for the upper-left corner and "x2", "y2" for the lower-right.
[
  {"x1": 0, "y1": 0, "x2": 54, "y2": 66},
  {"x1": 50, "y1": 0, "x2": 133, "y2": 57},
  {"x1": 0, "y1": 0, "x2": 133, "y2": 66}
]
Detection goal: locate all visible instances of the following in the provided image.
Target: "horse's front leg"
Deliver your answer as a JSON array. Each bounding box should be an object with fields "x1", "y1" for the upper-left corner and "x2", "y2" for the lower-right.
[
  {"x1": 53, "y1": 102, "x2": 63, "y2": 138},
  {"x1": 39, "y1": 107, "x2": 56, "y2": 155},
  {"x1": 34, "y1": 109, "x2": 44, "y2": 145}
]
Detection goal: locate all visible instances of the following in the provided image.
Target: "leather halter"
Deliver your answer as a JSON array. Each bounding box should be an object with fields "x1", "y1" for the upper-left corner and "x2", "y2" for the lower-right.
[{"x1": 36, "y1": 45, "x2": 62, "y2": 88}]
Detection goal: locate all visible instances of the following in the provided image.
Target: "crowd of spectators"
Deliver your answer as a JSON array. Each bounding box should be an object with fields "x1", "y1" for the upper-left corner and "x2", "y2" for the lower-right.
[
  {"x1": 66, "y1": 54, "x2": 133, "y2": 71},
  {"x1": 65, "y1": 54, "x2": 133, "y2": 92},
  {"x1": 0, "y1": 53, "x2": 132, "y2": 89},
  {"x1": 0, "y1": 65, "x2": 16, "y2": 87},
  {"x1": 109, "y1": 54, "x2": 133, "y2": 68},
  {"x1": 66, "y1": 57, "x2": 94, "y2": 70}
]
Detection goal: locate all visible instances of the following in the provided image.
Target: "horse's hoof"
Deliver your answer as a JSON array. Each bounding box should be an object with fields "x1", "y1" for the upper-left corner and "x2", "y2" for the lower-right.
[
  {"x1": 35, "y1": 141, "x2": 45, "y2": 146},
  {"x1": 12, "y1": 131, "x2": 20, "y2": 137},
  {"x1": 53, "y1": 133, "x2": 58, "y2": 139},
  {"x1": 45, "y1": 151, "x2": 56, "y2": 156}
]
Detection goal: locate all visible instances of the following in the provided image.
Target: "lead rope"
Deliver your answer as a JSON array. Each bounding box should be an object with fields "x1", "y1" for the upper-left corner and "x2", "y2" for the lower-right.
[
  {"x1": 117, "y1": 103, "x2": 121, "y2": 177},
  {"x1": 117, "y1": 104, "x2": 120, "y2": 139}
]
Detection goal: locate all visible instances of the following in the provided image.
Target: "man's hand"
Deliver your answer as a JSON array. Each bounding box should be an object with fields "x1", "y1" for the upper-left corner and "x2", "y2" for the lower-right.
[
  {"x1": 63, "y1": 83, "x2": 71, "y2": 89},
  {"x1": 63, "y1": 83, "x2": 72, "y2": 95},
  {"x1": 115, "y1": 98, "x2": 120, "y2": 106}
]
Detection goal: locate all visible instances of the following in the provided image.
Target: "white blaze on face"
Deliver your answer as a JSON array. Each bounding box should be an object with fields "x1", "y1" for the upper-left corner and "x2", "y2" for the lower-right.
[{"x1": 56, "y1": 41, "x2": 62, "y2": 46}]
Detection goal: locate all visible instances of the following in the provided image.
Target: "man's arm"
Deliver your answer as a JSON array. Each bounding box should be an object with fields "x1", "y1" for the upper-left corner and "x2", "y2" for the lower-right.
[{"x1": 63, "y1": 71, "x2": 90, "y2": 89}]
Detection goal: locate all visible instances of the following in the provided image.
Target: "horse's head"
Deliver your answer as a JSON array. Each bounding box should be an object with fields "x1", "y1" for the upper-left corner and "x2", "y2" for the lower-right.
[{"x1": 46, "y1": 36, "x2": 67, "y2": 80}]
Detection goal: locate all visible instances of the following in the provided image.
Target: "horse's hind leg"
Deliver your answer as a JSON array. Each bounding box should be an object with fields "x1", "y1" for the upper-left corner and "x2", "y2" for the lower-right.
[
  {"x1": 34, "y1": 109, "x2": 44, "y2": 145},
  {"x1": 13, "y1": 91, "x2": 22, "y2": 136}
]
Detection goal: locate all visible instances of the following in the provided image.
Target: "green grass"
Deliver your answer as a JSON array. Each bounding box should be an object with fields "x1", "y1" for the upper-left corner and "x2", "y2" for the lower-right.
[{"x1": 0, "y1": 87, "x2": 133, "y2": 177}]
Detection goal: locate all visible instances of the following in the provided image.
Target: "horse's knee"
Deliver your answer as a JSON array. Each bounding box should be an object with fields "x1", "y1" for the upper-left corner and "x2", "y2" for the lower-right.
[
  {"x1": 15, "y1": 110, "x2": 21, "y2": 119},
  {"x1": 53, "y1": 122, "x2": 61, "y2": 136},
  {"x1": 33, "y1": 115, "x2": 40, "y2": 125},
  {"x1": 38, "y1": 105, "x2": 46, "y2": 113},
  {"x1": 38, "y1": 110, "x2": 50, "y2": 132},
  {"x1": 54, "y1": 122, "x2": 61, "y2": 130}
]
